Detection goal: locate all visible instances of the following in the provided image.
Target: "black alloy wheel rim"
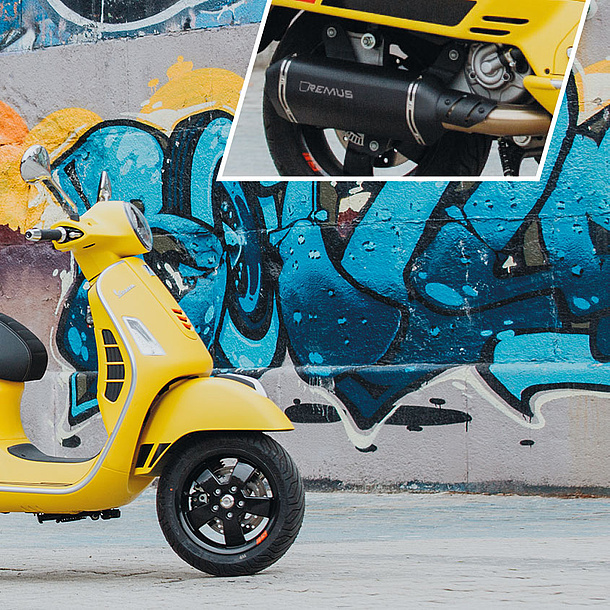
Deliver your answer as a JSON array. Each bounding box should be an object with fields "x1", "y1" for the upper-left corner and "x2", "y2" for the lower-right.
[{"x1": 178, "y1": 455, "x2": 278, "y2": 554}]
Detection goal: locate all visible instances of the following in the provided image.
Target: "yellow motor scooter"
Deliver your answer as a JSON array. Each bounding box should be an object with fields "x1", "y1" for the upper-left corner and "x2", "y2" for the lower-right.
[
  {"x1": 261, "y1": 0, "x2": 589, "y2": 176},
  {"x1": 0, "y1": 145, "x2": 304, "y2": 576}
]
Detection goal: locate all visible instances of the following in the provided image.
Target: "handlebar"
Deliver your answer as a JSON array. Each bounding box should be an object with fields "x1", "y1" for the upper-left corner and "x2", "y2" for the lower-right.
[{"x1": 25, "y1": 228, "x2": 66, "y2": 242}]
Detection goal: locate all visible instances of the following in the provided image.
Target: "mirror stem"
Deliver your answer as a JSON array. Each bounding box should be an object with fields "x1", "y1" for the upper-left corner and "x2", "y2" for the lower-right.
[{"x1": 43, "y1": 179, "x2": 80, "y2": 221}]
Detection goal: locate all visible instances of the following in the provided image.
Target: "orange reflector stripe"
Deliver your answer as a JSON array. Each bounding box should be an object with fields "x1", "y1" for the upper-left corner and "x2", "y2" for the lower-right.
[{"x1": 256, "y1": 530, "x2": 268, "y2": 545}]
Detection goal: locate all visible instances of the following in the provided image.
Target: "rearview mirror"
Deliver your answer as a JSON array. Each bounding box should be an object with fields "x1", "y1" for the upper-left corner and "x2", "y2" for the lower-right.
[
  {"x1": 20, "y1": 145, "x2": 80, "y2": 220},
  {"x1": 20, "y1": 145, "x2": 52, "y2": 183}
]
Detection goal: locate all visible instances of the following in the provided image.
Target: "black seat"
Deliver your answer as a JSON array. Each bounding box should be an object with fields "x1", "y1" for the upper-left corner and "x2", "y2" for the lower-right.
[{"x1": 0, "y1": 313, "x2": 48, "y2": 382}]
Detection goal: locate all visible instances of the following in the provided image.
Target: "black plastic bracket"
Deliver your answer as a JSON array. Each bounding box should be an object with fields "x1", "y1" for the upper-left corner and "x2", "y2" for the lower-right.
[{"x1": 37, "y1": 509, "x2": 121, "y2": 524}]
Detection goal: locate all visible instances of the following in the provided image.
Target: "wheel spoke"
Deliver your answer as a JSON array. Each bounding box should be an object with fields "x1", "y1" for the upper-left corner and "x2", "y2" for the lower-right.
[
  {"x1": 194, "y1": 468, "x2": 222, "y2": 495},
  {"x1": 223, "y1": 517, "x2": 246, "y2": 547},
  {"x1": 230, "y1": 461, "x2": 256, "y2": 487},
  {"x1": 187, "y1": 504, "x2": 216, "y2": 530},
  {"x1": 241, "y1": 496, "x2": 273, "y2": 518}
]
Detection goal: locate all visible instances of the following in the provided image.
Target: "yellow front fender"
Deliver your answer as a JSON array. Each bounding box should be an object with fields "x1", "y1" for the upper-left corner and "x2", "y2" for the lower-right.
[{"x1": 132, "y1": 377, "x2": 293, "y2": 476}]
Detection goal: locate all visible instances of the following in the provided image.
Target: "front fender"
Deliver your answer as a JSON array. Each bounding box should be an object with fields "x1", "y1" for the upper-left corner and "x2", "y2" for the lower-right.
[{"x1": 132, "y1": 377, "x2": 293, "y2": 475}]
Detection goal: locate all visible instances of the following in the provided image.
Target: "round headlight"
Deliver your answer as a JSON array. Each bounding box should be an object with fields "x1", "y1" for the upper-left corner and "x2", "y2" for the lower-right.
[{"x1": 125, "y1": 202, "x2": 153, "y2": 252}]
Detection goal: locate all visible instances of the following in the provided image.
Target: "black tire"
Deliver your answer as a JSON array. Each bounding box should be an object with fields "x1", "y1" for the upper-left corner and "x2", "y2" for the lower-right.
[
  {"x1": 263, "y1": 15, "x2": 492, "y2": 177},
  {"x1": 156, "y1": 433, "x2": 305, "y2": 576}
]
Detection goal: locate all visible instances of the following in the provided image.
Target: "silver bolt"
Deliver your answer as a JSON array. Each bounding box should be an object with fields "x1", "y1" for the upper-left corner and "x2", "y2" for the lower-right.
[
  {"x1": 361, "y1": 33, "x2": 376, "y2": 50},
  {"x1": 230, "y1": 486, "x2": 237, "y2": 493},
  {"x1": 212, "y1": 505, "x2": 219, "y2": 512},
  {"x1": 199, "y1": 494, "x2": 206, "y2": 502},
  {"x1": 238, "y1": 501, "x2": 245, "y2": 508},
  {"x1": 214, "y1": 488, "x2": 221, "y2": 496},
  {"x1": 513, "y1": 135, "x2": 532, "y2": 147},
  {"x1": 369, "y1": 140, "x2": 380, "y2": 152},
  {"x1": 226, "y1": 512, "x2": 233, "y2": 519},
  {"x1": 448, "y1": 49, "x2": 459, "y2": 61},
  {"x1": 326, "y1": 26, "x2": 337, "y2": 39}
]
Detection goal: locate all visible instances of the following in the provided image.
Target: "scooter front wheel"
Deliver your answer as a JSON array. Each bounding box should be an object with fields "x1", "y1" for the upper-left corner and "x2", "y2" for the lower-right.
[{"x1": 156, "y1": 432, "x2": 304, "y2": 576}]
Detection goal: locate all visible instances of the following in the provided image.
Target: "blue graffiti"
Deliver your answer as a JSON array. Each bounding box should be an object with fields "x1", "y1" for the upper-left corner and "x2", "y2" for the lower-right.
[{"x1": 53, "y1": 77, "x2": 610, "y2": 432}]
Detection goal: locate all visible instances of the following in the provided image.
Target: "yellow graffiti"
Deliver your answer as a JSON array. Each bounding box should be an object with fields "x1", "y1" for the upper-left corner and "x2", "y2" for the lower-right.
[
  {"x1": 0, "y1": 56, "x2": 241, "y2": 232},
  {"x1": 574, "y1": 59, "x2": 610, "y2": 124},
  {"x1": 166, "y1": 55, "x2": 194, "y2": 81},
  {"x1": 139, "y1": 58, "x2": 243, "y2": 133},
  {"x1": 0, "y1": 108, "x2": 101, "y2": 231}
]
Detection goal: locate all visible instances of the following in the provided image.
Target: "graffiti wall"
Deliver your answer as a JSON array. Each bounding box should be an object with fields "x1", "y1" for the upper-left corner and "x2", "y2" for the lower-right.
[{"x1": 1, "y1": 1, "x2": 610, "y2": 489}]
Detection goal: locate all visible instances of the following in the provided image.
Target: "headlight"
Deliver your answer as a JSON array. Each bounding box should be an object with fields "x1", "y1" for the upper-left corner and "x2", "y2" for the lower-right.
[{"x1": 125, "y1": 202, "x2": 153, "y2": 252}]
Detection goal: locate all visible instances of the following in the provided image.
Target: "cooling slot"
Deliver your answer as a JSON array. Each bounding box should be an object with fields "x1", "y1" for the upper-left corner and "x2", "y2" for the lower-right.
[
  {"x1": 171, "y1": 307, "x2": 193, "y2": 330},
  {"x1": 482, "y1": 16, "x2": 528, "y2": 25},
  {"x1": 470, "y1": 27, "x2": 510, "y2": 36},
  {"x1": 102, "y1": 329, "x2": 125, "y2": 402}
]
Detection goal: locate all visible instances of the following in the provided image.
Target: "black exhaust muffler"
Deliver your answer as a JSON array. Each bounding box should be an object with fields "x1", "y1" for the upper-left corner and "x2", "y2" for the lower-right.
[{"x1": 265, "y1": 56, "x2": 550, "y2": 146}]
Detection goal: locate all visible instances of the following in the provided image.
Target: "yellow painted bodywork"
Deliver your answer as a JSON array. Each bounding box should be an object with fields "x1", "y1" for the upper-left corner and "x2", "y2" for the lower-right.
[
  {"x1": 133, "y1": 377, "x2": 294, "y2": 476},
  {"x1": 273, "y1": 0, "x2": 587, "y2": 111},
  {"x1": 0, "y1": 199, "x2": 289, "y2": 513},
  {"x1": 53, "y1": 200, "x2": 150, "y2": 279},
  {"x1": 523, "y1": 75, "x2": 565, "y2": 113}
]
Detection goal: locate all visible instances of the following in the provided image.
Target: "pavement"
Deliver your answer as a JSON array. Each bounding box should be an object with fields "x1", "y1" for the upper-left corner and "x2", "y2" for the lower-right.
[{"x1": 0, "y1": 488, "x2": 609, "y2": 608}]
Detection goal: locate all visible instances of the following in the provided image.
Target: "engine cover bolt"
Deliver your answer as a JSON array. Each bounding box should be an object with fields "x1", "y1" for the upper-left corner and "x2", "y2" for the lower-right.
[
  {"x1": 369, "y1": 140, "x2": 380, "y2": 152},
  {"x1": 361, "y1": 33, "x2": 376, "y2": 50},
  {"x1": 326, "y1": 26, "x2": 337, "y2": 39},
  {"x1": 448, "y1": 49, "x2": 460, "y2": 61}
]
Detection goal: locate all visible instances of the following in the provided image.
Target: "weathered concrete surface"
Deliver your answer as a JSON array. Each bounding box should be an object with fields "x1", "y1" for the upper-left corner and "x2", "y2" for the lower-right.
[
  {"x1": 0, "y1": 489, "x2": 609, "y2": 608},
  {"x1": 0, "y1": 24, "x2": 259, "y2": 127}
]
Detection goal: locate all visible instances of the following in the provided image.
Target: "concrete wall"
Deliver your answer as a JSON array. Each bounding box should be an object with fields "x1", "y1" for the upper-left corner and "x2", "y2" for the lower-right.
[{"x1": 1, "y1": 0, "x2": 610, "y2": 491}]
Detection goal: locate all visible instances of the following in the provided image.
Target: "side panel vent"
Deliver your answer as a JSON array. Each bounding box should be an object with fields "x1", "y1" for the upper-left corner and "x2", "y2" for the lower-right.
[
  {"x1": 470, "y1": 27, "x2": 510, "y2": 36},
  {"x1": 102, "y1": 329, "x2": 125, "y2": 402},
  {"x1": 482, "y1": 16, "x2": 529, "y2": 25},
  {"x1": 171, "y1": 308, "x2": 193, "y2": 331}
]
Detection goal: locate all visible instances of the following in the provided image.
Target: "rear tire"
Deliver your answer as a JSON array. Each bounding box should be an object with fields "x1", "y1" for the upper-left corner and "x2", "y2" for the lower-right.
[{"x1": 157, "y1": 433, "x2": 304, "y2": 576}]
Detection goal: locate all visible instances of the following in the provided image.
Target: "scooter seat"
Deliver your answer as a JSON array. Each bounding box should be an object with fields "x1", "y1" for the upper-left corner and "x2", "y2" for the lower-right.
[{"x1": 0, "y1": 313, "x2": 48, "y2": 382}]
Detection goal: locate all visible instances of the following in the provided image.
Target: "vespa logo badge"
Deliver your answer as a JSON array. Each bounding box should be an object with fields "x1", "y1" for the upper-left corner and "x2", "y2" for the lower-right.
[
  {"x1": 299, "y1": 80, "x2": 354, "y2": 99},
  {"x1": 114, "y1": 284, "x2": 136, "y2": 299}
]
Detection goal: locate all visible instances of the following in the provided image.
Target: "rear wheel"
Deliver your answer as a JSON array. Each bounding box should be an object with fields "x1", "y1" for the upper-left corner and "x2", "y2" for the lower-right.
[
  {"x1": 156, "y1": 433, "x2": 304, "y2": 576},
  {"x1": 263, "y1": 15, "x2": 492, "y2": 177}
]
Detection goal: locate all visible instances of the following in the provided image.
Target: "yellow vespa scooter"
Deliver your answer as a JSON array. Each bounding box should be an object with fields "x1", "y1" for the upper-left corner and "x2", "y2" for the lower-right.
[{"x1": 0, "y1": 144, "x2": 304, "y2": 576}]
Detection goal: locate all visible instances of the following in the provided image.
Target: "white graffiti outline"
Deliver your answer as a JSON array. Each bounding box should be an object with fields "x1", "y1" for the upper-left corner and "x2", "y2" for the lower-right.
[{"x1": 45, "y1": 0, "x2": 236, "y2": 33}]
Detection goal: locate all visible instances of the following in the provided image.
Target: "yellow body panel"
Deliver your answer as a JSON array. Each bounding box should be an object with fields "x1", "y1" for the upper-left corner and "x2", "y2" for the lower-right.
[
  {"x1": 133, "y1": 377, "x2": 293, "y2": 475},
  {"x1": 273, "y1": 0, "x2": 586, "y2": 110},
  {"x1": 0, "y1": 381, "x2": 26, "y2": 439},
  {"x1": 53, "y1": 201, "x2": 149, "y2": 279},
  {"x1": 523, "y1": 75, "x2": 564, "y2": 113}
]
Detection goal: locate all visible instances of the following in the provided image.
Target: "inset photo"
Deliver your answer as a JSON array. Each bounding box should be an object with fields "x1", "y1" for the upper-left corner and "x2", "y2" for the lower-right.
[{"x1": 220, "y1": 0, "x2": 591, "y2": 180}]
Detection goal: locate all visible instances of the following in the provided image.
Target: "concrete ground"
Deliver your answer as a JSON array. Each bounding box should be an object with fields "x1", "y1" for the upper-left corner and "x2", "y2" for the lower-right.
[{"x1": 0, "y1": 489, "x2": 609, "y2": 608}]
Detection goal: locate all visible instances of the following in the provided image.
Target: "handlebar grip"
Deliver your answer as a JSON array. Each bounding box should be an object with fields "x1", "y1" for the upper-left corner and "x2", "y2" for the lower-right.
[{"x1": 25, "y1": 228, "x2": 65, "y2": 242}]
